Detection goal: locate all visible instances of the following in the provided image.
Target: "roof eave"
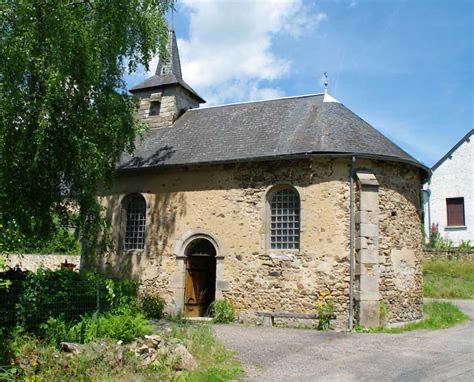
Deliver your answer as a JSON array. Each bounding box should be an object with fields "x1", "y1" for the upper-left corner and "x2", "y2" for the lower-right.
[
  {"x1": 129, "y1": 82, "x2": 206, "y2": 104},
  {"x1": 117, "y1": 151, "x2": 430, "y2": 181}
]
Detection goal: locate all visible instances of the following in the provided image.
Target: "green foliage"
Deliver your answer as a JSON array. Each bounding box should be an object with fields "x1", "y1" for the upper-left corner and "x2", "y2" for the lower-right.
[
  {"x1": 139, "y1": 292, "x2": 166, "y2": 319},
  {"x1": 423, "y1": 259, "x2": 474, "y2": 299},
  {"x1": 68, "y1": 306, "x2": 152, "y2": 344},
  {"x1": 427, "y1": 223, "x2": 454, "y2": 250},
  {"x1": 459, "y1": 240, "x2": 473, "y2": 252},
  {"x1": 39, "y1": 317, "x2": 70, "y2": 347},
  {"x1": 23, "y1": 213, "x2": 80, "y2": 255},
  {"x1": 316, "y1": 301, "x2": 334, "y2": 330},
  {"x1": 353, "y1": 302, "x2": 469, "y2": 333},
  {"x1": 210, "y1": 299, "x2": 236, "y2": 324},
  {"x1": 4, "y1": 324, "x2": 243, "y2": 381},
  {"x1": 0, "y1": 268, "x2": 139, "y2": 331},
  {"x1": 0, "y1": 0, "x2": 174, "y2": 257},
  {"x1": 380, "y1": 300, "x2": 389, "y2": 324},
  {"x1": 0, "y1": 255, "x2": 11, "y2": 290}
]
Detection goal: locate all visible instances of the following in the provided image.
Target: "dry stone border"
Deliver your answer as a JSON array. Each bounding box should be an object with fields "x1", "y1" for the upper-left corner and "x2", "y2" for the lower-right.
[{"x1": 59, "y1": 332, "x2": 197, "y2": 371}]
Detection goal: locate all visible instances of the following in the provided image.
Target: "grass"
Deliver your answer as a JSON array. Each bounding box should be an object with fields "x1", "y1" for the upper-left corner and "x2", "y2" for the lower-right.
[
  {"x1": 1, "y1": 324, "x2": 244, "y2": 381},
  {"x1": 170, "y1": 324, "x2": 244, "y2": 381},
  {"x1": 354, "y1": 301, "x2": 469, "y2": 334},
  {"x1": 423, "y1": 259, "x2": 474, "y2": 299}
]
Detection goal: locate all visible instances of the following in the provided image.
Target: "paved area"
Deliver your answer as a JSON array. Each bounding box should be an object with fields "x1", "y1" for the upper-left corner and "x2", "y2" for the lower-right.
[{"x1": 215, "y1": 299, "x2": 474, "y2": 381}]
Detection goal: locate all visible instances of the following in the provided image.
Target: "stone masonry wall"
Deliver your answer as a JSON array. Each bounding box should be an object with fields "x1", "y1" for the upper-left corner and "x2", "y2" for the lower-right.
[
  {"x1": 423, "y1": 249, "x2": 474, "y2": 261},
  {"x1": 134, "y1": 86, "x2": 199, "y2": 129},
  {"x1": 372, "y1": 160, "x2": 424, "y2": 324},
  {"x1": 5, "y1": 254, "x2": 80, "y2": 272},
  {"x1": 96, "y1": 157, "x2": 423, "y2": 329}
]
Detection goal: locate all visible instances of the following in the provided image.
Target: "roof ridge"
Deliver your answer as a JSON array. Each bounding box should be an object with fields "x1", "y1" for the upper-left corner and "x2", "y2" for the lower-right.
[{"x1": 189, "y1": 93, "x2": 325, "y2": 111}]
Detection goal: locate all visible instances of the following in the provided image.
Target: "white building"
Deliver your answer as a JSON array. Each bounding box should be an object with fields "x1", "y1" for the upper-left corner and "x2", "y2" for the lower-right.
[{"x1": 423, "y1": 129, "x2": 473, "y2": 245}]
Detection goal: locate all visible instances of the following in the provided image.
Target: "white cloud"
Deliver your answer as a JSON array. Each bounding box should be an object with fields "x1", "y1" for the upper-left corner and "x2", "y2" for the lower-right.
[{"x1": 172, "y1": 0, "x2": 327, "y2": 105}]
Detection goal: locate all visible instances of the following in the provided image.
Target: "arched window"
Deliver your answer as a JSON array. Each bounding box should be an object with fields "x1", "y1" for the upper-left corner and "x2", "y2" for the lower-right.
[
  {"x1": 123, "y1": 194, "x2": 146, "y2": 250},
  {"x1": 269, "y1": 187, "x2": 300, "y2": 250}
]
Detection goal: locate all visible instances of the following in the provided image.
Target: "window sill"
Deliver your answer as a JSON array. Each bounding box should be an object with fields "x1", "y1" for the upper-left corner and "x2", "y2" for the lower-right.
[
  {"x1": 267, "y1": 249, "x2": 301, "y2": 256},
  {"x1": 123, "y1": 249, "x2": 146, "y2": 255},
  {"x1": 444, "y1": 226, "x2": 467, "y2": 231}
]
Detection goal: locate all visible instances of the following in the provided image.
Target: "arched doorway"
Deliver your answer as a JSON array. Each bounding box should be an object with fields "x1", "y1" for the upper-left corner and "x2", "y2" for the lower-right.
[{"x1": 184, "y1": 238, "x2": 216, "y2": 317}]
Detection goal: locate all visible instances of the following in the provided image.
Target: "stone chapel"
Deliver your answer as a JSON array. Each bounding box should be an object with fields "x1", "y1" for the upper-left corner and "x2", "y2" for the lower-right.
[{"x1": 96, "y1": 28, "x2": 430, "y2": 329}]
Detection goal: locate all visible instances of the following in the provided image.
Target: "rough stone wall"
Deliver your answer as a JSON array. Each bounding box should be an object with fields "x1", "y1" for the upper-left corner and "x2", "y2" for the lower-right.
[
  {"x1": 134, "y1": 86, "x2": 200, "y2": 129},
  {"x1": 98, "y1": 158, "x2": 351, "y2": 329},
  {"x1": 5, "y1": 254, "x2": 80, "y2": 272},
  {"x1": 371, "y1": 160, "x2": 424, "y2": 324},
  {"x1": 423, "y1": 249, "x2": 474, "y2": 261},
  {"x1": 96, "y1": 157, "x2": 424, "y2": 329}
]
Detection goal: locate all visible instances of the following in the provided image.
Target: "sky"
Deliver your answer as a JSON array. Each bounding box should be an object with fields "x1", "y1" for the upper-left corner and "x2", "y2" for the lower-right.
[{"x1": 125, "y1": 0, "x2": 473, "y2": 168}]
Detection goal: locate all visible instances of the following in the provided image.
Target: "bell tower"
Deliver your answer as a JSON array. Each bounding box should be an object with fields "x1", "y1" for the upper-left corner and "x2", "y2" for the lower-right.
[{"x1": 129, "y1": 27, "x2": 205, "y2": 128}]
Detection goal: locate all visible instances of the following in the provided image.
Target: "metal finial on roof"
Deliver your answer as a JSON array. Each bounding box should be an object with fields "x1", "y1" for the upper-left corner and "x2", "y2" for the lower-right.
[{"x1": 323, "y1": 72, "x2": 328, "y2": 93}]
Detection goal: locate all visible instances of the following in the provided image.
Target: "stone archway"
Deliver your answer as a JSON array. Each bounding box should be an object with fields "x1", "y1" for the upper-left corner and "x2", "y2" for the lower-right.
[
  {"x1": 170, "y1": 231, "x2": 229, "y2": 315},
  {"x1": 183, "y1": 238, "x2": 216, "y2": 317}
]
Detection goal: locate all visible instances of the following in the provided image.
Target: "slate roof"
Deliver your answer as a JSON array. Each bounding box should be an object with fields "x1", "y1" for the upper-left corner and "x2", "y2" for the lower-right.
[
  {"x1": 129, "y1": 72, "x2": 205, "y2": 103},
  {"x1": 129, "y1": 28, "x2": 206, "y2": 103},
  {"x1": 119, "y1": 93, "x2": 429, "y2": 176}
]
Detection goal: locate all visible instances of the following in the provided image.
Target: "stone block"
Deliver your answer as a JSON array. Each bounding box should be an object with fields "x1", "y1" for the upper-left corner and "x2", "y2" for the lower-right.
[
  {"x1": 359, "y1": 223, "x2": 378, "y2": 237},
  {"x1": 359, "y1": 249, "x2": 379, "y2": 264},
  {"x1": 360, "y1": 274, "x2": 379, "y2": 291},
  {"x1": 359, "y1": 300, "x2": 381, "y2": 328},
  {"x1": 354, "y1": 290, "x2": 381, "y2": 301},
  {"x1": 355, "y1": 237, "x2": 368, "y2": 249},
  {"x1": 216, "y1": 280, "x2": 230, "y2": 291},
  {"x1": 360, "y1": 188, "x2": 379, "y2": 212}
]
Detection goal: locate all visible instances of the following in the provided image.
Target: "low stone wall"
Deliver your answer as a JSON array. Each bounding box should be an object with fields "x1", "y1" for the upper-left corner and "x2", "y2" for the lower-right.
[
  {"x1": 4, "y1": 254, "x2": 80, "y2": 272},
  {"x1": 423, "y1": 249, "x2": 474, "y2": 261}
]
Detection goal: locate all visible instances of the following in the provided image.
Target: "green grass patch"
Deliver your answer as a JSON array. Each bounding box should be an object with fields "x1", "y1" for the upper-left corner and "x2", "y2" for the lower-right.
[
  {"x1": 178, "y1": 324, "x2": 244, "y2": 381},
  {"x1": 423, "y1": 260, "x2": 474, "y2": 299},
  {"x1": 1, "y1": 323, "x2": 243, "y2": 381},
  {"x1": 354, "y1": 301, "x2": 469, "y2": 334}
]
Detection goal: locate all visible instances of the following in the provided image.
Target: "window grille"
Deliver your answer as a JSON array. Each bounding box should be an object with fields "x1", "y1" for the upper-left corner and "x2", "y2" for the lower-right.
[
  {"x1": 270, "y1": 188, "x2": 300, "y2": 249},
  {"x1": 124, "y1": 195, "x2": 146, "y2": 250}
]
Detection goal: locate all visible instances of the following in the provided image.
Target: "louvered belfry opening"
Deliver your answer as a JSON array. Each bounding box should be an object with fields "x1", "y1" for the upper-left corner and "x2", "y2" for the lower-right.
[{"x1": 446, "y1": 197, "x2": 465, "y2": 226}]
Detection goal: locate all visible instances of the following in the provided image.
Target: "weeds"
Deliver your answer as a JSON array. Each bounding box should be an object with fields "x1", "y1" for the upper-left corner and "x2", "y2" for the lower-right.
[
  {"x1": 317, "y1": 301, "x2": 334, "y2": 330},
  {"x1": 139, "y1": 292, "x2": 165, "y2": 319},
  {"x1": 210, "y1": 299, "x2": 236, "y2": 324}
]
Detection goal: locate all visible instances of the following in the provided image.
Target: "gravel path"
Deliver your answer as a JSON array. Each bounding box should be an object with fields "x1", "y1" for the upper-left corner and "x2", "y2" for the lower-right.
[{"x1": 214, "y1": 299, "x2": 474, "y2": 381}]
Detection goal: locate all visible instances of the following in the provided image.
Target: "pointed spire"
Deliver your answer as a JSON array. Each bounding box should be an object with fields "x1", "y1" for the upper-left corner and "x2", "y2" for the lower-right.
[{"x1": 155, "y1": 28, "x2": 182, "y2": 79}]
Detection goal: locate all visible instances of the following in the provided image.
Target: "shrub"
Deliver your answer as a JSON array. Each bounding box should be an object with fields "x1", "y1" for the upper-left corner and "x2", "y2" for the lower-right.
[
  {"x1": 39, "y1": 317, "x2": 70, "y2": 347},
  {"x1": 316, "y1": 301, "x2": 333, "y2": 330},
  {"x1": 0, "y1": 268, "x2": 139, "y2": 332},
  {"x1": 139, "y1": 292, "x2": 165, "y2": 319},
  {"x1": 68, "y1": 306, "x2": 152, "y2": 344},
  {"x1": 210, "y1": 299, "x2": 235, "y2": 324}
]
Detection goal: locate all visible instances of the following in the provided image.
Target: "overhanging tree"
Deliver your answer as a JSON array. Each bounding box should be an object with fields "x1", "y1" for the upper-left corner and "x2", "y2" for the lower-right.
[{"x1": 0, "y1": 0, "x2": 173, "y2": 258}]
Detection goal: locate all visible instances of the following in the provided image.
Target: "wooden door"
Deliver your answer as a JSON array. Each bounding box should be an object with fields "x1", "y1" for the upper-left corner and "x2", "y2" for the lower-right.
[{"x1": 184, "y1": 255, "x2": 216, "y2": 317}]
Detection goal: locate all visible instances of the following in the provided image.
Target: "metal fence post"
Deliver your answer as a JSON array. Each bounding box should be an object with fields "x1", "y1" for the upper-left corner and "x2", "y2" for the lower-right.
[{"x1": 96, "y1": 282, "x2": 100, "y2": 336}]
